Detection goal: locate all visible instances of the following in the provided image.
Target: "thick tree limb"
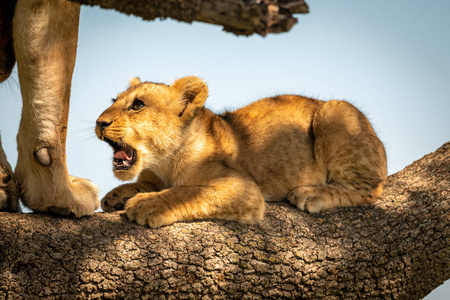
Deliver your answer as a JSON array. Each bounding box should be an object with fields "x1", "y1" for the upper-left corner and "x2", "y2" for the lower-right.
[
  {"x1": 69, "y1": 0, "x2": 309, "y2": 36},
  {"x1": 0, "y1": 142, "x2": 449, "y2": 299}
]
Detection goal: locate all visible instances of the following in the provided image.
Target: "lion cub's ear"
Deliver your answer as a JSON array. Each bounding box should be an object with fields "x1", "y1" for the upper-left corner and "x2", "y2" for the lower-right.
[
  {"x1": 171, "y1": 76, "x2": 208, "y2": 118},
  {"x1": 129, "y1": 77, "x2": 141, "y2": 87}
]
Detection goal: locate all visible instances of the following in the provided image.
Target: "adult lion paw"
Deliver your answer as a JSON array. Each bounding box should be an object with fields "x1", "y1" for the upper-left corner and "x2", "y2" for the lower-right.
[
  {"x1": 15, "y1": 146, "x2": 100, "y2": 217},
  {"x1": 0, "y1": 140, "x2": 20, "y2": 212},
  {"x1": 67, "y1": 175, "x2": 100, "y2": 217},
  {"x1": 47, "y1": 176, "x2": 100, "y2": 217},
  {"x1": 0, "y1": 166, "x2": 20, "y2": 212},
  {"x1": 18, "y1": 173, "x2": 100, "y2": 218},
  {"x1": 125, "y1": 193, "x2": 177, "y2": 228}
]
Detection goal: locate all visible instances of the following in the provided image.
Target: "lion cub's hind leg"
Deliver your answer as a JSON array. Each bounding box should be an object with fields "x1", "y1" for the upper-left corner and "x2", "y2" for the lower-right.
[
  {"x1": 288, "y1": 100, "x2": 387, "y2": 213},
  {"x1": 288, "y1": 182, "x2": 384, "y2": 213}
]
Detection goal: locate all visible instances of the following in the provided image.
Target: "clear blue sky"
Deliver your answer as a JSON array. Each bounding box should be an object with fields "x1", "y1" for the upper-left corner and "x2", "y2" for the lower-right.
[{"x1": 0, "y1": 0, "x2": 448, "y2": 297}]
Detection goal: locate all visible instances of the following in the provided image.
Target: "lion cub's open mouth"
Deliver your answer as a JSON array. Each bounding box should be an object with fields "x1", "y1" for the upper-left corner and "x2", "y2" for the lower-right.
[{"x1": 104, "y1": 138, "x2": 137, "y2": 170}]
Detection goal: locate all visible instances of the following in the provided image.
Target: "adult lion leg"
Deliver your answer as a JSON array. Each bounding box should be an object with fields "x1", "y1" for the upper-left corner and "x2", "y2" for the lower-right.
[
  {"x1": 13, "y1": 0, "x2": 99, "y2": 217},
  {"x1": 0, "y1": 1, "x2": 20, "y2": 212},
  {"x1": 0, "y1": 136, "x2": 20, "y2": 212},
  {"x1": 0, "y1": 0, "x2": 16, "y2": 82}
]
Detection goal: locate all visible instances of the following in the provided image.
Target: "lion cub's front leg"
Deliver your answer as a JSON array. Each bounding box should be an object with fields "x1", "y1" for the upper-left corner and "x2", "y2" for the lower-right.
[
  {"x1": 102, "y1": 182, "x2": 151, "y2": 212},
  {"x1": 101, "y1": 170, "x2": 164, "y2": 212},
  {"x1": 13, "y1": 0, "x2": 99, "y2": 217},
  {"x1": 126, "y1": 177, "x2": 265, "y2": 228},
  {"x1": 101, "y1": 181, "x2": 161, "y2": 212}
]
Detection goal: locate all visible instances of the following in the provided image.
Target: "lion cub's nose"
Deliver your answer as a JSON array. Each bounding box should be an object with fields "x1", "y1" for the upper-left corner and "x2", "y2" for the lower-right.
[{"x1": 96, "y1": 120, "x2": 112, "y2": 132}]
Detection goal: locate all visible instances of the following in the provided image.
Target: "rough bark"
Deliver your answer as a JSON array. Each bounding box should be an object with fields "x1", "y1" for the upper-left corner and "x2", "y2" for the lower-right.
[
  {"x1": 69, "y1": 0, "x2": 309, "y2": 36},
  {"x1": 0, "y1": 142, "x2": 449, "y2": 299}
]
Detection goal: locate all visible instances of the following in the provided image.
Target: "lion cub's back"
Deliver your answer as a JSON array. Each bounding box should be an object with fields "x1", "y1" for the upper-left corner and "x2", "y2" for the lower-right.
[
  {"x1": 221, "y1": 94, "x2": 386, "y2": 203},
  {"x1": 225, "y1": 94, "x2": 322, "y2": 133},
  {"x1": 222, "y1": 95, "x2": 325, "y2": 200}
]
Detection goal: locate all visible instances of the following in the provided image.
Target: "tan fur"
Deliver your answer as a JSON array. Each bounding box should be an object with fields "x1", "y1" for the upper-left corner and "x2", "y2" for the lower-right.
[
  {"x1": 97, "y1": 76, "x2": 387, "y2": 228},
  {"x1": 102, "y1": 169, "x2": 164, "y2": 212},
  {"x1": 0, "y1": 137, "x2": 20, "y2": 212},
  {"x1": 0, "y1": 0, "x2": 99, "y2": 216}
]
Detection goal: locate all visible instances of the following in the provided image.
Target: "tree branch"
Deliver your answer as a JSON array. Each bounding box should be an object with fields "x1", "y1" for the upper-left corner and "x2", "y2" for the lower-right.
[
  {"x1": 0, "y1": 142, "x2": 449, "y2": 298},
  {"x1": 69, "y1": 0, "x2": 309, "y2": 36}
]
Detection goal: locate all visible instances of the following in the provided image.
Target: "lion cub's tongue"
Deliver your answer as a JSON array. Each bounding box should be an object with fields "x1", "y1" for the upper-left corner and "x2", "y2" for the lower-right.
[{"x1": 114, "y1": 147, "x2": 132, "y2": 161}]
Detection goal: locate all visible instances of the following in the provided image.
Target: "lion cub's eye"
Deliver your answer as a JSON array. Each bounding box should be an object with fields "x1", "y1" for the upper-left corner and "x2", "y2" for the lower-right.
[{"x1": 130, "y1": 99, "x2": 145, "y2": 111}]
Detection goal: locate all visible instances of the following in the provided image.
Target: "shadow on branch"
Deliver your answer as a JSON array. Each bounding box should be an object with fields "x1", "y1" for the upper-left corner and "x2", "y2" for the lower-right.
[{"x1": 0, "y1": 142, "x2": 449, "y2": 298}]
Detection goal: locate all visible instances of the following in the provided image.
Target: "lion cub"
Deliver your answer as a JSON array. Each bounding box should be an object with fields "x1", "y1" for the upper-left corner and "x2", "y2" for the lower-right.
[{"x1": 96, "y1": 76, "x2": 387, "y2": 228}]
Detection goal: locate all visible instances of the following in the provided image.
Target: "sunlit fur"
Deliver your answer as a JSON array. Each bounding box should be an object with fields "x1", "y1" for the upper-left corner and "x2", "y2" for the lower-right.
[
  {"x1": 0, "y1": 137, "x2": 19, "y2": 212},
  {"x1": 0, "y1": 0, "x2": 99, "y2": 216},
  {"x1": 97, "y1": 76, "x2": 387, "y2": 228}
]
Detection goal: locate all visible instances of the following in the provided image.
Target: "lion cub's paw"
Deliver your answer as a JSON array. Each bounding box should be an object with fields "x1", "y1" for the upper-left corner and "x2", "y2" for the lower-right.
[
  {"x1": 101, "y1": 183, "x2": 138, "y2": 212},
  {"x1": 288, "y1": 186, "x2": 330, "y2": 213},
  {"x1": 125, "y1": 193, "x2": 177, "y2": 228},
  {"x1": 102, "y1": 181, "x2": 161, "y2": 212}
]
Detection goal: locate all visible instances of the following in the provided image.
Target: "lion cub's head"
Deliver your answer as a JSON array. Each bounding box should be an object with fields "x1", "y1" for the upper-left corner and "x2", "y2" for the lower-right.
[{"x1": 96, "y1": 76, "x2": 208, "y2": 180}]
